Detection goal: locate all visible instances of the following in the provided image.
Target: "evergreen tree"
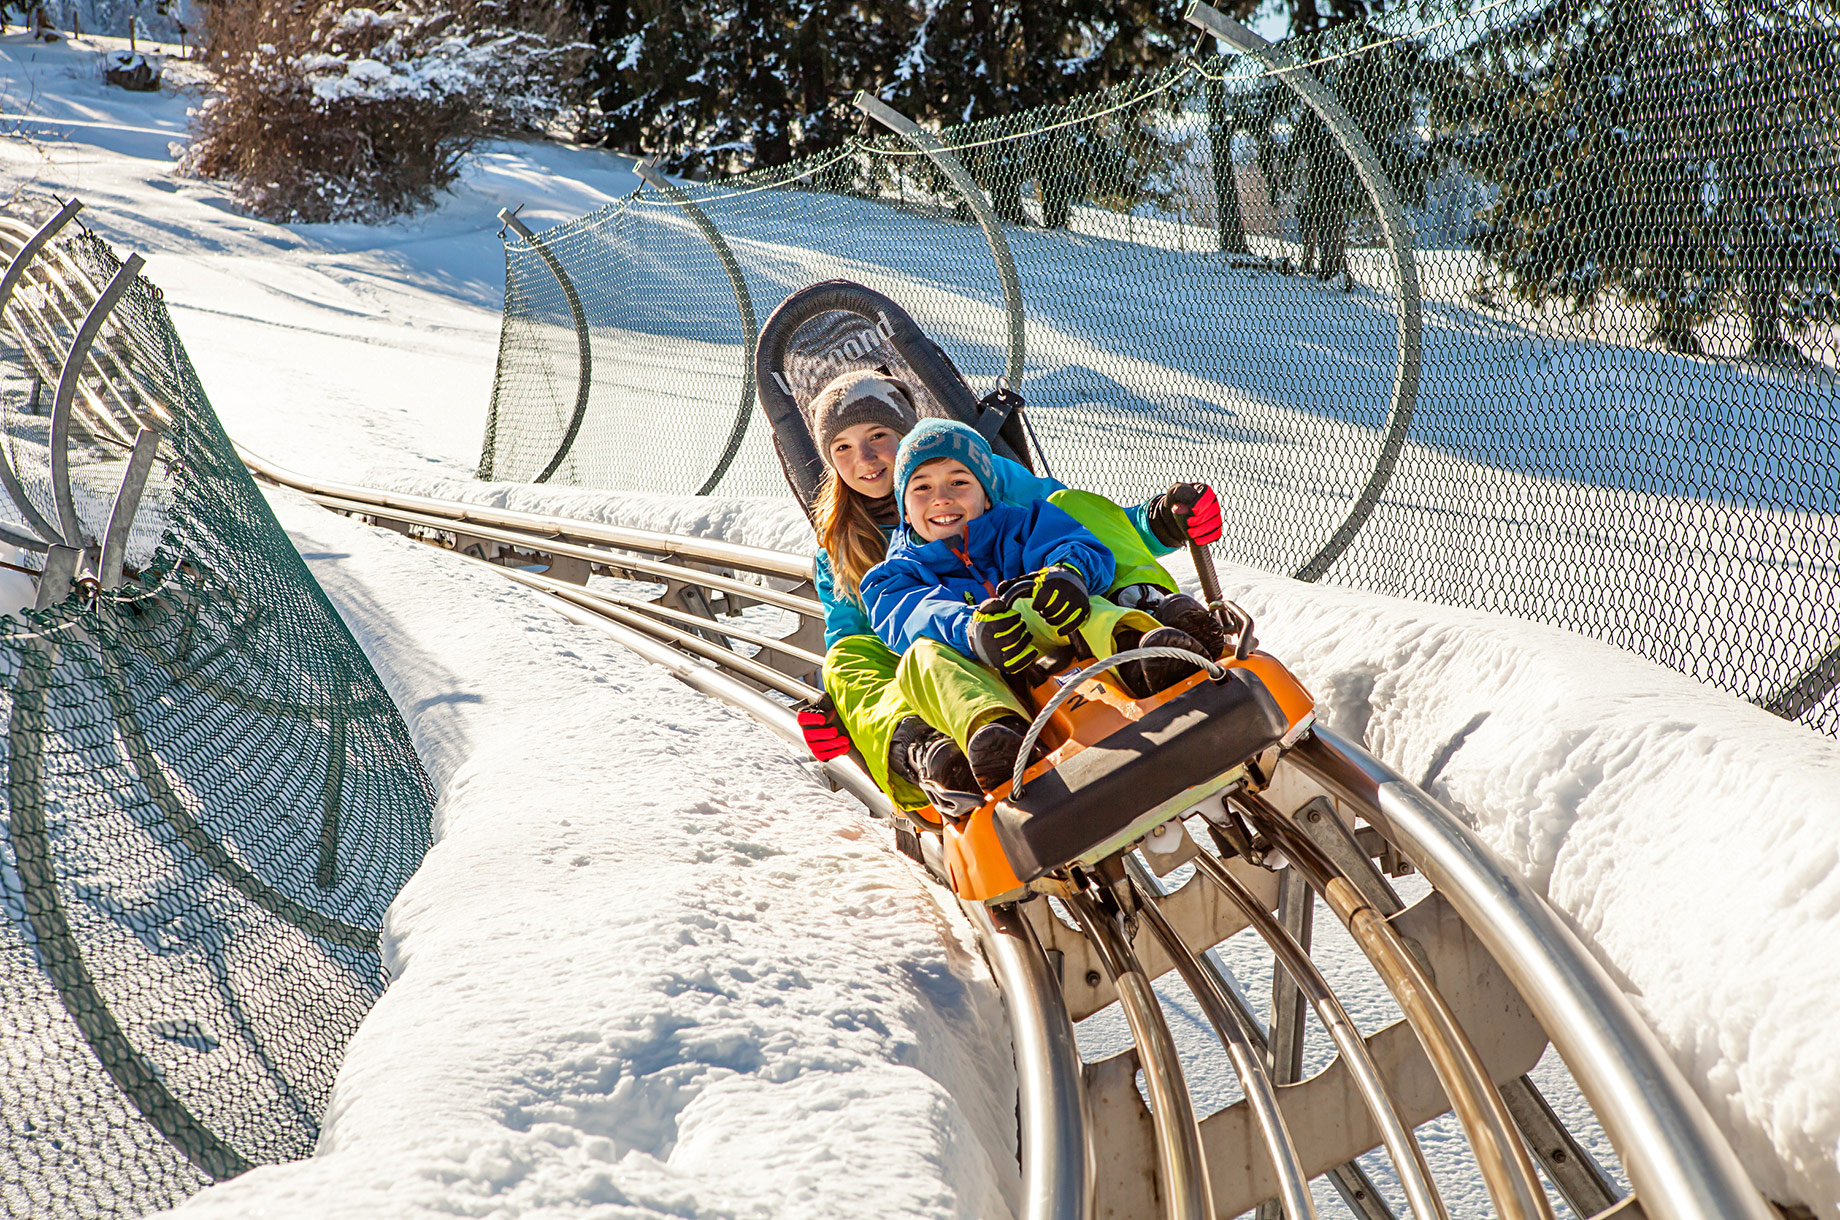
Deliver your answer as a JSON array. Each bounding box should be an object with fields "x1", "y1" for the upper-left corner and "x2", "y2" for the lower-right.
[
  {"x1": 882, "y1": 0, "x2": 1186, "y2": 124},
  {"x1": 1231, "y1": 7, "x2": 1440, "y2": 280},
  {"x1": 1447, "y1": 0, "x2": 1840, "y2": 356},
  {"x1": 1692, "y1": 0, "x2": 1840, "y2": 356},
  {"x1": 577, "y1": 0, "x2": 915, "y2": 174},
  {"x1": 576, "y1": 0, "x2": 1192, "y2": 176}
]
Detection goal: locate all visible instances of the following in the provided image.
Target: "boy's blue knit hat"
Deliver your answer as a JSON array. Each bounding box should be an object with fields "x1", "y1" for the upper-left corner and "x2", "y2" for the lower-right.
[{"x1": 893, "y1": 419, "x2": 997, "y2": 523}]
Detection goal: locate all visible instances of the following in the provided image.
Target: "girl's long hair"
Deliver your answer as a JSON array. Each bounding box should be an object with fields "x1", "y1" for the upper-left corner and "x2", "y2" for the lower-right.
[{"x1": 815, "y1": 470, "x2": 888, "y2": 601}]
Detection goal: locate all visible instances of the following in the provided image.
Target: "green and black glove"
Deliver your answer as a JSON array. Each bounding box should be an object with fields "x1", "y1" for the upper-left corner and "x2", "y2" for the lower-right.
[
  {"x1": 968, "y1": 599, "x2": 1039, "y2": 674},
  {"x1": 1031, "y1": 564, "x2": 1091, "y2": 635}
]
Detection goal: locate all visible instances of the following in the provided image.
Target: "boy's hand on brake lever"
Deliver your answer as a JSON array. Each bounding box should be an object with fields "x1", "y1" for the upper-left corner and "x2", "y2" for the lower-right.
[
  {"x1": 1031, "y1": 564, "x2": 1091, "y2": 634},
  {"x1": 970, "y1": 600, "x2": 1039, "y2": 674}
]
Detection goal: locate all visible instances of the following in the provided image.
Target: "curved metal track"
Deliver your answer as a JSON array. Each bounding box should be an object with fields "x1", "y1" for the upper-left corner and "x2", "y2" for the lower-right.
[{"x1": 244, "y1": 459, "x2": 1783, "y2": 1220}]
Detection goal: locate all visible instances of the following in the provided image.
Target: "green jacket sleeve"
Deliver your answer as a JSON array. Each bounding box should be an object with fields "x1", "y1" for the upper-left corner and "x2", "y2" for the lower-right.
[{"x1": 1127, "y1": 499, "x2": 1180, "y2": 558}]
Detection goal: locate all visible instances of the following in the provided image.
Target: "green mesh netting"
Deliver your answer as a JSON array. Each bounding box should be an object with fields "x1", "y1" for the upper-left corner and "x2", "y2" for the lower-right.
[
  {"x1": 0, "y1": 224, "x2": 434, "y2": 1216},
  {"x1": 480, "y1": 0, "x2": 1840, "y2": 738}
]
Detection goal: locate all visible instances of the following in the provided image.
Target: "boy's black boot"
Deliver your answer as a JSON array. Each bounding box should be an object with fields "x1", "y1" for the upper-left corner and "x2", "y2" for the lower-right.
[
  {"x1": 890, "y1": 717, "x2": 981, "y2": 823},
  {"x1": 916, "y1": 735, "x2": 977, "y2": 794},
  {"x1": 1114, "y1": 583, "x2": 1228, "y2": 659},
  {"x1": 1148, "y1": 593, "x2": 1229, "y2": 659},
  {"x1": 967, "y1": 715, "x2": 1035, "y2": 794},
  {"x1": 889, "y1": 716, "x2": 975, "y2": 792},
  {"x1": 1116, "y1": 626, "x2": 1209, "y2": 698}
]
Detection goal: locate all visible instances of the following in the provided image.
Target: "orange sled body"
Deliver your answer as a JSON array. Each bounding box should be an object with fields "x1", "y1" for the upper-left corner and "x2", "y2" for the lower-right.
[{"x1": 936, "y1": 650, "x2": 1315, "y2": 904}]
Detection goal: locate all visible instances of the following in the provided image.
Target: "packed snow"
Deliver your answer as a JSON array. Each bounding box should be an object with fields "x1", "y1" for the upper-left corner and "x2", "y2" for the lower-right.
[
  {"x1": 4, "y1": 28, "x2": 1840, "y2": 1220},
  {"x1": 168, "y1": 490, "x2": 1022, "y2": 1219}
]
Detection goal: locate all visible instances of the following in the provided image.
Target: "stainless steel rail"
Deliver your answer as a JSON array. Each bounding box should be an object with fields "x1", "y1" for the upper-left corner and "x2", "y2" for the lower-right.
[
  {"x1": 1243, "y1": 788, "x2": 1556, "y2": 1220},
  {"x1": 1289, "y1": 728, "x2": 1777, "y2": 1220},
  {"x1": 1064, "y1": 885, "x2": 1213, "y2": 1220},
  {"x1": 242, "y1": 450, "x2": 817, "y2": 583},
  {"x1": 1127, "y1": 869, "x2": 1316, "y2": 1220},
  {"x1": 1183, "y1": 846, "x2": 1447, "y2": 1220}
]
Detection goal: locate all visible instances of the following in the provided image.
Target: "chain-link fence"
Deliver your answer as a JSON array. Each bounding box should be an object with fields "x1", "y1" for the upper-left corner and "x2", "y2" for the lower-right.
[
  {"x1": 0, "y1": 219, "x2": 434, "y2": 1216},
  {"x1": 481, "y1": 0, "x2": 1840, "y2": 737}
]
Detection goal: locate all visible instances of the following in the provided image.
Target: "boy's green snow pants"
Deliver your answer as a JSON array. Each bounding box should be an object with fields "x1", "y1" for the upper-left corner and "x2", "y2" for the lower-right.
[
  {"x1": 821, "y1": 491, "x2": 1175, "y2": 810},
  {"x1": 894, "y1": 595, "x2": 1160, "y2": 758}
]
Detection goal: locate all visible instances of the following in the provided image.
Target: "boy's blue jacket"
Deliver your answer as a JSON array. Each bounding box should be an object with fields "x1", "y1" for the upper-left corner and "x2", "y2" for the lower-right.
[
  {"x1": 814, "y1": 455, "x2": 1169, "y2": 647},
  {"x1": 859, "y1": 500, "x2": 1116, "y2": 656}
]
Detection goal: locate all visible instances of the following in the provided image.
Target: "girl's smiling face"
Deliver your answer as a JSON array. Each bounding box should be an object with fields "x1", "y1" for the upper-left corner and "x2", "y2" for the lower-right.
[
  {"x1": 828, "y1": 421, "x2": 902, "y2": 497},
  {"x1": 905, "y1": 458, "x2": 988, "y2": 542}
]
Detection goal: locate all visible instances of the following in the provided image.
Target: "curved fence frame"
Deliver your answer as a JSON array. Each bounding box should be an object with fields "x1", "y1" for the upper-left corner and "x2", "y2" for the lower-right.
[
  {"x1": 0, "y1": 206, "x2": 437, "y2": 1209},
  {"x1": 855, "y1": 94, "x2": 1028, "y2": 390},
  {"x1": 497, "y1": 210, "x2": 593, "y2": 486},
  {"x1": 633, "y1": 162, "x2": 763, "y2": 496},
  {"x1": 1186, "y1": 2, "x2": 1423, "y2": 584}
]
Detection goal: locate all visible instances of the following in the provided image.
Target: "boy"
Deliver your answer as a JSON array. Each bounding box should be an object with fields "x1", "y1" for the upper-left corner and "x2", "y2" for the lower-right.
[{"x1": 861, "y1": 419, "x2": 1206, "y2": 795}]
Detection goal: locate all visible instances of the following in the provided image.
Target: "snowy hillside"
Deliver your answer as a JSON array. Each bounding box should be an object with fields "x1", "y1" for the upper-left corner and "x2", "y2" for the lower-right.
[{"x1": 5, "y1": 30, "x2": 1840, "y2": 1219}]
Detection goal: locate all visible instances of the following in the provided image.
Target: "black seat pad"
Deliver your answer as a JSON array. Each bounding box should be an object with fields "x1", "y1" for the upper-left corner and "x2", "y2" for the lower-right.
[{"x1": 992, "y1": 669, "x2": 1290, "y2": 881}]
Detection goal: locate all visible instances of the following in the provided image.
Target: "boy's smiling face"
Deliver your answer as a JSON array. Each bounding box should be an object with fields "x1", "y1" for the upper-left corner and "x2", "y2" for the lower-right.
[{"x1": 905, "y1": 457, "x2": 988, "y2": 542}]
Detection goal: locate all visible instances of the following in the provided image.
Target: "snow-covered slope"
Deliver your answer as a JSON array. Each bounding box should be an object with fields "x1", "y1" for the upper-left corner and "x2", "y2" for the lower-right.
[
  {"x1": 4, "y1": 33, "x2": 1026, "y2": 1220},
  {"x1": 5, "y1": 30, "x2": 1840, "y2": 1219},
  {"x1": 159, "y1": 492, "x2": 1020, "y2": 1219}
]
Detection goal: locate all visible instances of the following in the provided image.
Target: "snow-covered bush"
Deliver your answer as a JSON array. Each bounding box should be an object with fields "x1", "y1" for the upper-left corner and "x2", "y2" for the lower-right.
[{"x1": 181, "y1": 0, "x2": 583, "y2": 222}]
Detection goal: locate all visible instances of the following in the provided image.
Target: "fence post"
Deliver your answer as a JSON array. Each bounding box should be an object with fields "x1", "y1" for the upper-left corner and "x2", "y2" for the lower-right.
[
  {"x1": 855, "y1": 93, "x2": 1027, "y2": 390},
  {"x1": 0, "y1": 200, "x2": 85, "y2": 548},
  {"x1": 51, "y1": 252, "x2": 144, "y2": 549},
  {"x1": 1185, "y1": 2, "x2": 1423, "y2": 583},
  {"x1": 498, "y1": 209, "x2": 592, "y2": 485},
  {"x1": 634, "y1": 162, "x2": 761, "y2": 496},
  {"x1": 99, "y1": 424, "x2": 161, "y2": 588},
  {"x1": 0, "y1": 197, "x2": 83, "y2": 320}
]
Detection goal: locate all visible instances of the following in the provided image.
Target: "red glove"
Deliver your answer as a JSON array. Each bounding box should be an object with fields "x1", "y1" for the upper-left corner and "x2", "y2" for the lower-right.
[
  {"x1": 1149, "y1": 482, "x2": 1222, "y2": 547},
  {"x1": 798, "y1": 695, "x2": 851, "y2": 760}
]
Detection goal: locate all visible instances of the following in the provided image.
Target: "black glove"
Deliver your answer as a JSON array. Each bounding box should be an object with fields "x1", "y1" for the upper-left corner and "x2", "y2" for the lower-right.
[
  {"x1": 968, "y1": 599, "x2": 1039, "y2": 674},
  {"x1": 1146, "y1": 482, "x2": 1223, "y2": 547},
  {"x1": 1031, "y1": 564, "x2": 1091, "y2": 635},
  {"x1": 797, "y1": 694, "x2": 851, "y2": 761}
]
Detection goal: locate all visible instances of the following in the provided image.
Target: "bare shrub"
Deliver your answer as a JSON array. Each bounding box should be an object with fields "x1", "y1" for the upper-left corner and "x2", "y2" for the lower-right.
[{"x1": 182, "y1": 0, "x2": 583, "y2": 222}]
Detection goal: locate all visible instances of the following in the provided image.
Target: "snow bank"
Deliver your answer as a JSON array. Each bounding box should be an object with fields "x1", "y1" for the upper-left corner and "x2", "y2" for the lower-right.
[
  {"x1": 168, "y1": 490, "x2": 1020, "y2": 1219},
  {"x1": 365, "y1": 470, "x2": 818, "y2": 559},
  {"x1": 1199, "y1": 554, "x2": 1840, "y2": 1214}
]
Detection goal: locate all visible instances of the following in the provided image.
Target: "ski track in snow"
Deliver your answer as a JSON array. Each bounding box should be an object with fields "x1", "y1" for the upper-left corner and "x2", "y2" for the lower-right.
[{"x1": 4, "y1": 31, "x2": 1840, "y2": 1219}]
